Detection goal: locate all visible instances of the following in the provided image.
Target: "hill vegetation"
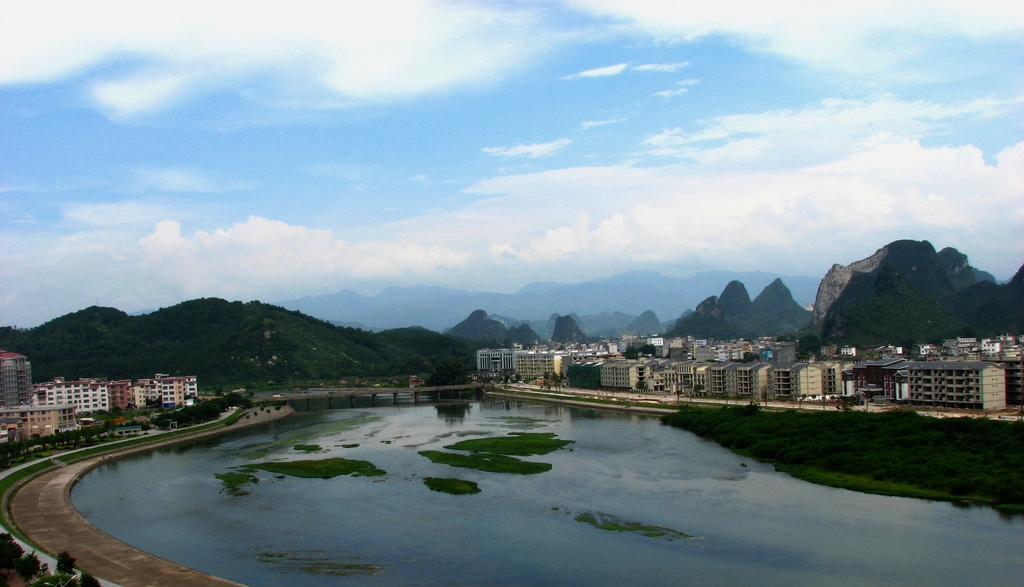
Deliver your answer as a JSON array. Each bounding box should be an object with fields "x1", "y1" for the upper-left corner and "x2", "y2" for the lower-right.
[
  {"x1": 0, "y1": 298, "x2": 480, "y2": 386},
  {"x1": 663, "y1": 405, "x2": 1024, "y2": 505},
  {"x1": 816, "y1": 240, "x2": 1024, "y2": 345}
]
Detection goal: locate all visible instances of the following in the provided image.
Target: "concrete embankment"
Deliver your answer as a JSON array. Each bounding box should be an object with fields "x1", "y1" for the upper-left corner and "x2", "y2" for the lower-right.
[
  {"x1": 5, "y1": 405, "x2": 293, "y2": 587},
  {"x1": 486, "y1": 390, "x2": 677, "y2": 417}
]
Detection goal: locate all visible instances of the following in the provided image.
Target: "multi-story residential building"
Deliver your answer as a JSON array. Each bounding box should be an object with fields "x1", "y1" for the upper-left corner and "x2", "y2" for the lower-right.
[
  {"x1": 107, "y1": 379, "x2": 134, "y2": 410},
  {"x1": 706, "y1": 363, "x2": 729, "y2": 397},
  {"x1": 514, "y1": 353, "x2": 566, "y2": 383},
  {"x1": 34, "y1": 377, "x2": 110, "y2": 414},
  {"x1": 0, "y1": 350, "x2": 32, "y2": 407},
  {"x1": 905, "y1": 362, "x2": 1005, "y2": 410},
  {"x1": 818, "y1": 361, "x2": 847, "y2": 397},
  {"x1": 724, "y1": 362, "x2": 770, "y2": 399},
  {"x1": 768, "y1": 363, "x2": 822, "y2": 399},
  {"x1": 600, "y1": 360, "x2": 647, "y2": 391},
  {"x1": 136, "y1": 374, "x2": 198, "y2": 408},
  {"x1": 476, "y1": 349, "x2": 517, "y2": 374},
  {"x1": 0, "y1": 404, "x2": 77, "y2": 439}
]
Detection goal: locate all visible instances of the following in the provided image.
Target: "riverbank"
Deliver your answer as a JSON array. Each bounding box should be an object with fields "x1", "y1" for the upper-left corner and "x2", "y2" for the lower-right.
[
  {"x1": 486, "y1": 389, "x2": 678, "y2": 416},
  {"x1": 2, "y1": 405, "x2": 294, "y2": 587}
]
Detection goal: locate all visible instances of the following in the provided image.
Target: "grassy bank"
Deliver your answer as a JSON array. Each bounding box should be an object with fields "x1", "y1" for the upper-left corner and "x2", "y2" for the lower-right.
[{"x1": 662, "y1": 404, "x2": 1024, "y2": 505}]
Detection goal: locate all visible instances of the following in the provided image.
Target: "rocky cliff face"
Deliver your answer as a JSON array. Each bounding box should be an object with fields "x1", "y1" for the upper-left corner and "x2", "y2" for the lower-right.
[{"x1": 812, "y1": 246, "x2": 888, "y2": 322}]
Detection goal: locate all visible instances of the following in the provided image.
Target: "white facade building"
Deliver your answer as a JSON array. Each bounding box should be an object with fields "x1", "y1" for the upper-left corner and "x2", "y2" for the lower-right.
[{"x1": 34, "y1": 377, "x2": 110, "y2": 414}]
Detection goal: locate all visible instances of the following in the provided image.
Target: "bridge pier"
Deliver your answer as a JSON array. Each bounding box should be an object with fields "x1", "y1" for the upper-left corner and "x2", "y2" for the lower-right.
[
  {"x1": 350, "y1": 396, "x2": 355, "y2": 408},
  {"x1": 393, "y1": 393, "x2": 398, "y2": 404},
  {"x1": 413, "y1": 391, "x2": 419, "y2": 404},
  {"x1": 327, "y1": 396, "x2": 333, "y2": 408},
  {"x1": 305, "y1": 398, "x2": 310, "y2": 409},
  {"x1": 371, "y1": 394, "x2": 377, "y2": 406}
]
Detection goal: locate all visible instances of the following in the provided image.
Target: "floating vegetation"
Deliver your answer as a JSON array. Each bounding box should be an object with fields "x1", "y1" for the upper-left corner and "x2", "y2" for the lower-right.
[
  {"x1": 252, "y1": 458, "x2": 386, "y2": 479},
  {"x1": 215, "y1": 472, "x2": 259, "y2": 496},
  {"x1": 294, "y1": 444, "x2": 322, "y2": 452},
  {"x1": 341, "y1": 443, "x2": 359, "y2": 448},
  {"x1": 444, "y1": 432, "x2": 573, "y2": 456},
  {"x1": 256, "y1": 550, "x2": 385, "y2": 576},
  {"x1": 423, "y1": 477, "x2": 481, "y2": 495},
  {"x1": 574, "y1": 511, "x2": 694, "y2": 540},
  {"x1": 380, "y1": 440, "x2": 392, "y2": 444},
  {"x1": 419, "y1": 451, "x2": 551, "y2": 475}
]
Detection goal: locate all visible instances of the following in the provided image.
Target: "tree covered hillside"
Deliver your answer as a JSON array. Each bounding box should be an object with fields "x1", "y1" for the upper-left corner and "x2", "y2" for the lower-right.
[{"x1": 0, "y1": 298, "x2": 479, "y2": 385}]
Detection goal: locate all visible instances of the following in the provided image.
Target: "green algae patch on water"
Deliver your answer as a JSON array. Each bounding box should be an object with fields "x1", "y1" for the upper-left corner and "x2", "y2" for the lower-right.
[
  {"x1": 574, "y1": 511, "x2": 695, "y2": 541},
  {"x1": 444, "y1": 432, "x2": 573, "y2": 456},
  {"x1": 423, "y1": 477, "x2": 481, "y2": 495},
  {"x1": 293, "y1": 444, "x2": 322, "y2": 452},
  {"x1": 253, "y1": 458, "x2": 386, "y2": 479},
  {"x1": 418, "y1": 450, "x2": 551, "y2": 474},
  {"x1": 216, "y1": 472, "x2": 259, "y2": 496}
]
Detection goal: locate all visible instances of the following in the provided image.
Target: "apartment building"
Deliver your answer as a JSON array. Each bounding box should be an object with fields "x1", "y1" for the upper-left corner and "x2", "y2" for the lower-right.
[
  {"x1": 0, "y1": 350, "x2": 32, "y2": 407},
  {"x1": 136, "y1": 374, "x2": 199, "y2": 408},
  {"x1": 600, "y1": 360, "x2": 647, "y2": 391},
  {"x1": 0, "y1": 404, "x2": 77, "y2": 439},
  {"x1": 107, "y1": 379, "x2": 134, "y2": 410},
  {"x1": 514, "y1": 353, "x2": 566, "y2": 382},
  {"x1": 724, "y1": 362, "x2": 770, "y2": 399},
  {"x1": 768, "y1": 363, "x2": 822, "y2": 399},
  {"x1": 905, "y1": 362, "x2": 1005, "y2": 410},
  {"x1": 34, "y1": 377, "x2": 110, "y2": 414}
]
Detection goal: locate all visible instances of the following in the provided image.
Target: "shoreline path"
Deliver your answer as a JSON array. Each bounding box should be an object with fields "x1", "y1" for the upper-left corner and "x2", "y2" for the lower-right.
[{"x1": 6, "y1": 405, "x2": 293, "y2": 587}]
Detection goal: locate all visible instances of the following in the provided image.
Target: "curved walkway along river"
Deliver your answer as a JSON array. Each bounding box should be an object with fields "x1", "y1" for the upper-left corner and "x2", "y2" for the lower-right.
[{"x1": 5, "y1": 406, "x2": 293, "y2": 587}]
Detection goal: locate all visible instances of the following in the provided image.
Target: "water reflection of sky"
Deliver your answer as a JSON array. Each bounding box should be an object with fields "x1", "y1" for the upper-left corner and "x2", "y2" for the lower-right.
[{"x1": 72, "y1": 400, "x2": 1024, "y2": 587}]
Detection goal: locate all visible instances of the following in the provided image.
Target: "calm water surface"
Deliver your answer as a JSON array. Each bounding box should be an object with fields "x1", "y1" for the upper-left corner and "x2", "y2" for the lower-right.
[{"x1": 72, "y1": 400, "x2": 1023, "y2": 586}]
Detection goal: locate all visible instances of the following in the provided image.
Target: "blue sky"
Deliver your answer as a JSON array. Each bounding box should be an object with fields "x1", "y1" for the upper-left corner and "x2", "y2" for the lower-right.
[{"x1": 2, "y1": 1, "x2": 1023, "y2": 327}]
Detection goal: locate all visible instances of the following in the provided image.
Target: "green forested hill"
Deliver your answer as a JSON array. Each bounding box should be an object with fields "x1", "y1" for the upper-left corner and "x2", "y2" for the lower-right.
[
  {"x1": 0, "y1": 298, "x2": 480, "y2": 385},
  {"x1": 817, "y1": 240, "x2": 1024, "y2": 345}
]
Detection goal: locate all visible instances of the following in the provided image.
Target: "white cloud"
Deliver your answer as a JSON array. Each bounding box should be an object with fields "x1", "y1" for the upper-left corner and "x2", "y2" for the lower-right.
[
  {"x1": 568, "y1": 0, "x2": 1024, "y2": 76},
  {"x1": 483, "y1": 139, "x2": 572, "y2": 158},
  {"x1": 132, "y1": 168, "x2": 243, "y2": 193},
  {"x1": 653, "y1": 88, "x2": 688, "y2": 98},
  {"x1": 63, "y1": 201, "x2": 170, "y2": 227},
  {"x1": 643, "y1": 95, "x2": 1022, "y2": 166},
  {"x1": 0, "y1": 1, "x2": 554, "y2": 116},
  {"x1": 460, "y1": 139, "x2": 1024, "y2": 275},
  {"x1": 563, "y1": 63, "x2": 628, "y2": 79},
  {"x1": 633, "y1": 62, "x2": 689, "y2": 72},
  {"x1": 581, "y1": 118, "x2": 626, "y2": 130}
]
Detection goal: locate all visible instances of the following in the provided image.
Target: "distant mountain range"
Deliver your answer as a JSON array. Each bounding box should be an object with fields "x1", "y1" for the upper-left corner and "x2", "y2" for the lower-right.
[
  {"x1": 665, "y1": 278, "x2": 813, "y2": 339},
  {"x1": 279, "y1": 270, "x2": 820, "y2": 333}
]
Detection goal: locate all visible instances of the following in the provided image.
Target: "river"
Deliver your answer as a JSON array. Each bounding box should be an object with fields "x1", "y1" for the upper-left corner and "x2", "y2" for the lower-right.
[{"x1": 71, "y1": 399, "x2": 1023, "y2": 586}]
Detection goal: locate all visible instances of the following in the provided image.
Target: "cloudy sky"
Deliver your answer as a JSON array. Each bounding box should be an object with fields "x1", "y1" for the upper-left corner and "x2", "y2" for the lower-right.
[{"x1": 2, "y1": 0, "x2": 1023, "y2": 327}]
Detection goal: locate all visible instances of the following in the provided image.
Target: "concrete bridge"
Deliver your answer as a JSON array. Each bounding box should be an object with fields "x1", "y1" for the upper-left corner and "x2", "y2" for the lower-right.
[{"x1": 278, "y1": 382, "x2": 487, "y2": 409}]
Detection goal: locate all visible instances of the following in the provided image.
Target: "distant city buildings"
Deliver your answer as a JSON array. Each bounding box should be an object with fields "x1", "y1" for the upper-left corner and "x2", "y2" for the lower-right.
[{"x1": 478, "y1": 331, "x2": 1024, "y2": 409}]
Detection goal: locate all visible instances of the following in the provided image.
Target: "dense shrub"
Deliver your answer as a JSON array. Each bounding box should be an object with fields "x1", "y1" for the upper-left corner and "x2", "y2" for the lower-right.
[{"x1": 663, "y1": 406, "x2": 1024, "y2": 504}]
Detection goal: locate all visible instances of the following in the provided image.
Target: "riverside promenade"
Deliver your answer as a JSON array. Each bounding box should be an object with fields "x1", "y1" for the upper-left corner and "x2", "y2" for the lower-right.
[{"x1": 6, "y1": 405, "x2": 293, "y2": 587}]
